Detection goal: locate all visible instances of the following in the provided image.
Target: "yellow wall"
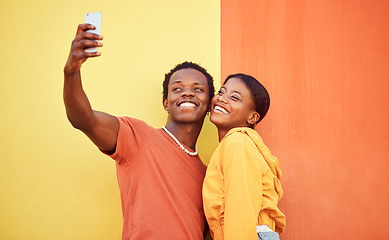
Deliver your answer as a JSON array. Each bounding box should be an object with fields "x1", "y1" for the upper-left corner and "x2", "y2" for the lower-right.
[{"x1": 0, "y1": 1, "x2": 220, "y2": 239}]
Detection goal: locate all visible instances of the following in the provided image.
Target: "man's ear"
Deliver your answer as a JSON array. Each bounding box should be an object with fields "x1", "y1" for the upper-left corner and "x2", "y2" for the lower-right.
[
  {"x1": 247, "y1": 112, "x2": 260, "y2": 125},
  {"x1": 163, "y1": 98, "x2": 169, "y2": 112}
]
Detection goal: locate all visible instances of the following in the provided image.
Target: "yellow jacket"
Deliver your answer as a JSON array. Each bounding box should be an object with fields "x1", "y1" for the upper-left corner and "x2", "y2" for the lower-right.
[{"x1": 203, "y1": 127, "x2": 285, "y2": 240}]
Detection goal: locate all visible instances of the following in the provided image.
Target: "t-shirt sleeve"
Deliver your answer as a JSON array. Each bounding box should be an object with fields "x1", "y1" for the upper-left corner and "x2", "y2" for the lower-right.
[
  {"x1": 105, "y1": 116, "x2": 153, "y2": 164},
  {"x1": 221, "y1": 133, "x2": 263, "y2": 240}
]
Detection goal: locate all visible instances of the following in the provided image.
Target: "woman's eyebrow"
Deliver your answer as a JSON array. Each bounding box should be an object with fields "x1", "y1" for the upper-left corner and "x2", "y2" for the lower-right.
[{"x1": 232, "y1": 90, "x2": 243, "y2": 96}]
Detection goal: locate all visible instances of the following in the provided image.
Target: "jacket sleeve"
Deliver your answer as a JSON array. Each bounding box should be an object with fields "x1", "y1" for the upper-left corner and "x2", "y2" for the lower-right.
[{"x1": 221, "y1": 133, "x2": 263, "y2": 240}]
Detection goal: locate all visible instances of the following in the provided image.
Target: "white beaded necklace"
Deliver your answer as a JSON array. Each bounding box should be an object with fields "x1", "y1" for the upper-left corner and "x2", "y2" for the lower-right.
[{"x1": 162, "y1": 126, "x2": 198, "y2": 157}]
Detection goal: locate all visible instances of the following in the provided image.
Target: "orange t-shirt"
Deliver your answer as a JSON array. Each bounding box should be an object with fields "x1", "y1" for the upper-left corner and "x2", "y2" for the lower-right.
[{"x1": 108, "y1": 117, "x2": 206, "y2": 240}]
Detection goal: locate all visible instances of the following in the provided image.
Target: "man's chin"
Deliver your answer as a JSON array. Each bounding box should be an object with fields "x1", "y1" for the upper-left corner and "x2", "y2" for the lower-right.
[{"x1": 175, "y1": 115, "x2": 207, "y2": 124}]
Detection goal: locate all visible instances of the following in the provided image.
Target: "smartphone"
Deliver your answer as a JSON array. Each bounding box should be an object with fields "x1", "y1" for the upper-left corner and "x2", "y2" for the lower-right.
[{"x1": 84, "y1": 12, "x2": 102, "y2": 52}]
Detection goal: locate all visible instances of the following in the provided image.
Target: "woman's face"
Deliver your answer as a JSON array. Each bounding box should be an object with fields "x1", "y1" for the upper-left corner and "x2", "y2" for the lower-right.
[{"x1": 210, "y1": 77, "x2": 258, "y2": 130}]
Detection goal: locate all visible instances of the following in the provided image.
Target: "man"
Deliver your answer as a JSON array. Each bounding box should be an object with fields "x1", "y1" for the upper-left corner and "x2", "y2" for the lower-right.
[{"x1": 63, "y1": 24, "x2": 215, "y2": 239}]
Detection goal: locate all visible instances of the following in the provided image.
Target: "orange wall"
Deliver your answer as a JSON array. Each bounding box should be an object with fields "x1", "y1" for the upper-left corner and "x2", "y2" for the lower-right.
[{"x1": 221, "y1": 0, "x2": 389, "y2": 239}]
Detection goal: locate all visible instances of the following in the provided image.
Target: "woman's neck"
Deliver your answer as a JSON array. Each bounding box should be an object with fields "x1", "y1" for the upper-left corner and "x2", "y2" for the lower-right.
[{"x1": 217, "y1": 128, "x2": 230, "y2": 142}]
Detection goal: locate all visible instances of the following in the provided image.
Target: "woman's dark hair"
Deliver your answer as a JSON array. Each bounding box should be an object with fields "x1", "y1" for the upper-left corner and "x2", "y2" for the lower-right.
[
  {"x1": 224, "y1": 73, "x2": 270, "y2": 124},
  {"x1": 163, "y1": 61, "x2": 215, "y2": 103}
]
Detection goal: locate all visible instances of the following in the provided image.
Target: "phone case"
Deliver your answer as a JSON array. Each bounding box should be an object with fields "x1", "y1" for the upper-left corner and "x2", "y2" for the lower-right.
[{"x1": 84, "y1": 12, "x2": 102, "y2": 53}]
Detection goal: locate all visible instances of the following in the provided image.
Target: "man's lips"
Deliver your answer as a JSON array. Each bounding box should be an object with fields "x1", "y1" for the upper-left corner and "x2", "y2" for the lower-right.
[{"x1": 178, "y1": 100, "x2": 198, "y2": 108}]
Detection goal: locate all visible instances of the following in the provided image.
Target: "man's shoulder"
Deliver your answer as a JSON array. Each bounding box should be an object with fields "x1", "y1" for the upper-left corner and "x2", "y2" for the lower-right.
[
  {"x1": 115, "y1": 116, "x2": 159, "y2": 144},
  {"x1": 117, "y1": 116, "x2": 153, "y2": 129}
]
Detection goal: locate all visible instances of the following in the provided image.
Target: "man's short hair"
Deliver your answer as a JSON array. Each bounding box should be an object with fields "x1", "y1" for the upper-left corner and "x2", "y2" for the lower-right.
[{"x1": 163, "y1": 61, "x2": 215, "y2": 103}]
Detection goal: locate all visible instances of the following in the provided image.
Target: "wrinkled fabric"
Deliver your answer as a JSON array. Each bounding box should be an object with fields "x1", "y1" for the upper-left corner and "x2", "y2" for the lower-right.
[
  {"x1": 203, "y1": 127, "x2": 285, "y2": 240},
  {"x1": 107, "y1": 117, "x2": 206, "y2": 240}
]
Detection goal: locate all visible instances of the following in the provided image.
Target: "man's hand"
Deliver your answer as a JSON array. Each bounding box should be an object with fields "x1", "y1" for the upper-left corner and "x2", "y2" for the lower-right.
[{"x1": 64, "y1": 24, "x2": 103, "y2": 74}]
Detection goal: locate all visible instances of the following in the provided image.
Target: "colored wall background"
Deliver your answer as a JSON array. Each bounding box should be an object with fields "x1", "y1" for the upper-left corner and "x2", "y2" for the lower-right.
[
  {"x1": 221, "y1": 0, "x2": 389, "y2": 239},
  {"x1": 1, "y1": 0, "x2": 389, "y2": 239},
  {"x1": 0, "y1": 0, "x2": 220, "y2": 239}
]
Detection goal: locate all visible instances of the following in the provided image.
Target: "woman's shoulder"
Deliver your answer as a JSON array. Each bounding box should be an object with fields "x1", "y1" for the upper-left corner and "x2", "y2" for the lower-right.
[
  {"x1": 222, "y1": 127, "x2": 258, "y2": 142},
  {"x1": 219, "y1": 128, "x2": 259, "y2": 152}
]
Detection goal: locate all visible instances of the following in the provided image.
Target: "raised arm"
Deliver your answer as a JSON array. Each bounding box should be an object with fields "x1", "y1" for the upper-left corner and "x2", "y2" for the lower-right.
[{"x1": 63, "y1": 24, "x2": 119, "y2": 153}]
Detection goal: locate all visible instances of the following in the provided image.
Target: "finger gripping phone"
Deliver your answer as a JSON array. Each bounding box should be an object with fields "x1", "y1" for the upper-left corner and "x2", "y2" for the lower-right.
[{"x1": 84, "y1": 12, "x2": 102, "y2": 53}]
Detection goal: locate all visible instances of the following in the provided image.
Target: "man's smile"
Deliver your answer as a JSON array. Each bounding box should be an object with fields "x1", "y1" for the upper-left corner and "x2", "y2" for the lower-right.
[{"x1": 178, "y1": 100, "x2": 198, "y2": 108}]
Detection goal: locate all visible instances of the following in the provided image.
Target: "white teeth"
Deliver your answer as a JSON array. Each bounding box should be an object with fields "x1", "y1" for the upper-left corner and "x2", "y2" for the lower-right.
[
  {"x1": 179, "y1": 102, "x2": 196, "y2": 107},
  {"x1": 214, "y1": 105, "x2": 228, "y2": 114}
]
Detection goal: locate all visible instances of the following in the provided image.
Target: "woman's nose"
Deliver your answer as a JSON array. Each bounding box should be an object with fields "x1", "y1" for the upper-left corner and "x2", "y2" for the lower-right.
[{"x1": 218, "y1": 94, "x2": 228, "y2": 103}]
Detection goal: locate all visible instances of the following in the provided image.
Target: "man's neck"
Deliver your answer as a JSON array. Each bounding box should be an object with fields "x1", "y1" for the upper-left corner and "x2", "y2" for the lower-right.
[{"x1": 164, "y1": 121, "x2": 203, "y2": 151}]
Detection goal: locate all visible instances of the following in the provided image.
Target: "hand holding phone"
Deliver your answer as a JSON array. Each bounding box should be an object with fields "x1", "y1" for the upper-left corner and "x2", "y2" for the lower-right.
[{"x1": 84, "y1": 12, "x2": 102, "y2": 53}]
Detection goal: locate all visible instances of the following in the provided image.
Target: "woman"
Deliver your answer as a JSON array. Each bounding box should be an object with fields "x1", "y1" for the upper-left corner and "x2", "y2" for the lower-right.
[{"x1": 203, "y1": 74, "x2": 286, "y2": 240}]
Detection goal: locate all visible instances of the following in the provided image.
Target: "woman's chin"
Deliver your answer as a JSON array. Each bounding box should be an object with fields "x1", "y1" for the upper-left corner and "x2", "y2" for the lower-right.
[
  {"x1": 209, "y1": 115, "x2": 221, "y2": 126},
  {"x1": 210, "y1": 119, "x2": 227, "y2": 130}
]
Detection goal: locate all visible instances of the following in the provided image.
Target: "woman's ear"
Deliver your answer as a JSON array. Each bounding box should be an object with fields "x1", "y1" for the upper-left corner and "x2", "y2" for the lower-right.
[{"x1": 247, "y1": 112, "x2": 260, "y2": 125}]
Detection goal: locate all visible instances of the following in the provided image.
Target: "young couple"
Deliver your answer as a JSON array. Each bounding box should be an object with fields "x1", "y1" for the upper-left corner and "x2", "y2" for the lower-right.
[{"x1": 64, "y1": 24, "x2": 285, "y2": 240}]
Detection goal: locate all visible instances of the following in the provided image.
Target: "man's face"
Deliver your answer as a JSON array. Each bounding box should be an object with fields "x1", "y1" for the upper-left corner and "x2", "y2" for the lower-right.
[{"x1": 163, "y1": 68, "x2": 210, "y2": 124}]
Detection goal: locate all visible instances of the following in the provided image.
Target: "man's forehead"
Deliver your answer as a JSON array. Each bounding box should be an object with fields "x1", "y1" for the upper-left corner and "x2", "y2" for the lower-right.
[
  {"x1": 169, "y1": 68, "x2": 207, "y2": 84},
  {"x1": 170, "y1": 79, "x2": 206, "y2": 85}
]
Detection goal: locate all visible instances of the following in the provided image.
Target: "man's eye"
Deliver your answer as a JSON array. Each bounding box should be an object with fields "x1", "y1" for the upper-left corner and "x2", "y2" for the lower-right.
[
  {"x1": 173, "y1": 87, "x2": 181, "y2": 91},
  {"x1": 195, "y1": 87, "x2": 203, "y2": 92}
]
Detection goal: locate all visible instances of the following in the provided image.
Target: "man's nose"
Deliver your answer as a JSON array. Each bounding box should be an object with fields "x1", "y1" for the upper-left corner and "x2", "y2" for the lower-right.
[{"x1": 181, "y1": 87, "x2": 195, "y2": 96}]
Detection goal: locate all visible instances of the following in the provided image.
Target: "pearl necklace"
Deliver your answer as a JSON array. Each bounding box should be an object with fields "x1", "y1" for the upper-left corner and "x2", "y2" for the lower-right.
[{"x1": 162, "y1": 126, "x2": 198, "y2": 156}]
